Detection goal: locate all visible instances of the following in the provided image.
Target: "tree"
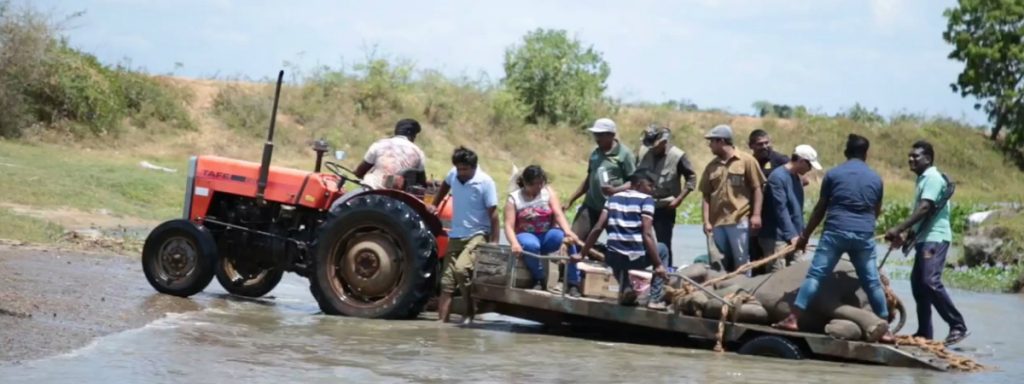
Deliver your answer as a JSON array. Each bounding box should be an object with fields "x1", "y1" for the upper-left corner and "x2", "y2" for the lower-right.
[
  {"x1": 502, "y1": 29, "x2": 610, "y2": 126},
  {"x1": 944, "y1": 1, "x2": 1024, "y2": 145},
  {"x1": 752, "y1": 100, "x2": 773, "y2": 117}
]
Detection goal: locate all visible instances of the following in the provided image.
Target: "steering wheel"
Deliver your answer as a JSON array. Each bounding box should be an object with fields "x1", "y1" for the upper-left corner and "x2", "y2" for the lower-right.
[{"x1": 323, "y1": 161, "x2": 372, "y2": 189}]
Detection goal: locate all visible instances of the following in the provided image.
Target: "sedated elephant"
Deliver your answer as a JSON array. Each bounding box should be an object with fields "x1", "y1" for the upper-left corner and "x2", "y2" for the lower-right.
[{"x1": 665, "y1": 259, "x2": 904, "y2": 342}]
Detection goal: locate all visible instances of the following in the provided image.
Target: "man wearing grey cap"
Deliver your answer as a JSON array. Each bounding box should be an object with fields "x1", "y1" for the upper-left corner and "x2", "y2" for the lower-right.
[
  {"x1": 567, "y1": 118, "x2": 637, "y2": 241},
  {"x1": 698, "y1": 124, "x2": 766, "y2": 274},
  {"x1": 637, "y1": 125, "x2": 697, "y2": 267}
]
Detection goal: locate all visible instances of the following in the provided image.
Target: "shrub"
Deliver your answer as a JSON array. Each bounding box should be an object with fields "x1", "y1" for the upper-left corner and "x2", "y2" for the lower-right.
[
  {"x1": 0, "y1": 1, "x2": 192, "y2": 137},
  {"x1": 502, "y1": 29, "x2": 610, "y2": 126},
  {"x1": 212, "y1": 84, "x2": 272, "y2": 136}
]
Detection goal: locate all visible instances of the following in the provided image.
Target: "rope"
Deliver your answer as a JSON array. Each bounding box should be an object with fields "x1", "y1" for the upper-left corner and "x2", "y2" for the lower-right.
[
  {"x1": 702, "y1": 244, "x2": 797, "y2": 287},
  {"x1": 893, "y1": 335, "x2": 985, "y2": 372},
  {"x1": 563, "y1": 238, "x2": 606, "y2": 262},
  {"x1": 713, "y1": 291, "x2": 755, "y2": 352}
]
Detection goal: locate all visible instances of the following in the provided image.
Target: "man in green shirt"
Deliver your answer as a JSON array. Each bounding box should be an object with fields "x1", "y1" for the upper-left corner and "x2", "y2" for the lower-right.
[
  {"x1": 885, "y1": 140, "x2": 968, "y2": 346},
  {"x1": 567, "y1": 118, "x2": 637, "y2": 241}
]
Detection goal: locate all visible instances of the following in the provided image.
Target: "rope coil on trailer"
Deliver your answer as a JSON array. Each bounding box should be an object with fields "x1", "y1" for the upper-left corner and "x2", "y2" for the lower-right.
[{"x1": 894, "y1": 336, "x2": 985, "y2": 372}]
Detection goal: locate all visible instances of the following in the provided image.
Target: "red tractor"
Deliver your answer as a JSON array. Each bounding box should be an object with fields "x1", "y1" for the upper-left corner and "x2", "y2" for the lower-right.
[{"x1": 142, "y1": 71, "x2": 451, "y2": 319}]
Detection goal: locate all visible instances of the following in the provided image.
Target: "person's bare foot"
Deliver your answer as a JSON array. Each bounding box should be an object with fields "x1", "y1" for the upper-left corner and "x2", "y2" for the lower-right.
[
  {"x1": 879, "y1": 331, "x2": 895, "y2": 344},
  {"x1": 772, "y1": 314, "x2": 800, "y2": 331}
]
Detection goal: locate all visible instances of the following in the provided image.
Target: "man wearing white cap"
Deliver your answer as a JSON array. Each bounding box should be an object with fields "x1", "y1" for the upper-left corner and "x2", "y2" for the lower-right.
[
  {"x1": 567, "y1": 118, "x2": 637, "y2": 240},
  {"x1": 758, "y1": 144, "x2": 822, "y2": 273},
  {"x1": 698, "y1": 124, "x2": 765, "y2": 274}
]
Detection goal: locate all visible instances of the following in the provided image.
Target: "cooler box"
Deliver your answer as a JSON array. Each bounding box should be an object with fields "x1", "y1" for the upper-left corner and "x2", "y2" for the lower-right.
[{"x1": 577, "y1": 262, "x2": 618, "y2": 299}]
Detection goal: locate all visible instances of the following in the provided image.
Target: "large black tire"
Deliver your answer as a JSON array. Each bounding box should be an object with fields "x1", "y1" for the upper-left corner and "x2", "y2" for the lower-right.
[
  {"x1": 142, "y1": 219, "x2": 218, "y2": 297},
  {"x1": 738, "y1": 335, "x2": 806, "y2": 360},
  {"x1": 215, "y1": 256, "x2": 284, "y2": 298},
  {"x1": 310, "y1": 194, "x2": 437, "y2": 319}
]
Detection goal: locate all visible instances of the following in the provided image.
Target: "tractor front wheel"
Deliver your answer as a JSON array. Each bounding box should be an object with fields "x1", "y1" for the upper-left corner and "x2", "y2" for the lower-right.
[
  {"x1": 310, "y1": 194, "x2": 436, "y2": 319},
  {"x1": 142, "y1": 220, "x2": 218, "y2": 297},
  {"x1": 215, "y1": 256, "x2": 284, "y2": 298}
]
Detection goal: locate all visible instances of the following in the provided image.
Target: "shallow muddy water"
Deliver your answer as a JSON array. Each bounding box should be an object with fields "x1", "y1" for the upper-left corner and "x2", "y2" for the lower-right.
[{"x1": 1, "y1": 226, "x2": 1019, "y2": 383}]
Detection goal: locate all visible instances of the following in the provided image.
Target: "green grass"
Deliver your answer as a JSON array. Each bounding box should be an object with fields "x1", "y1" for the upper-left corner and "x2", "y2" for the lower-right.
[
  {"x1": 0, "y1": 140, "x2": 185, "y2": 221},
  {"x1": 889, "y1": 264, "x2": 1023, "y2": 293},
  {"x1": 0, "y1": 207, "x2": 64, "y2": 243}
]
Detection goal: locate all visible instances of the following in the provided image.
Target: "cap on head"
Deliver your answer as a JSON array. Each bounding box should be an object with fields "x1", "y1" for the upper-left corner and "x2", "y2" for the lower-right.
[
  {"x1": 587, "y1": 118, "x2": 617, "y2": 134},
  {"x1": 794, "y1": 144, "x2": 823, "y2": 170},
  {"x1": 704, "y1": 124, "x2": 733, "y2": 140},
  {"x1": 642, "y1": 125, "x2": 671, "y2": 147}
]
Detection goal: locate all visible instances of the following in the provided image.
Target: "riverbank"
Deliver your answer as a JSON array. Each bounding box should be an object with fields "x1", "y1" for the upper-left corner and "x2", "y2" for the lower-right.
[{"x1": 0, "y1": 242, "x2": 201, "y2": 363}]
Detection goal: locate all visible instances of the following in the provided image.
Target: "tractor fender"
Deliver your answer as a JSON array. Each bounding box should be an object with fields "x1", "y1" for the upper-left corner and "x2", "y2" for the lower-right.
[{"x1": 343, "y1": 189, "x2": 446, "y2": 237}]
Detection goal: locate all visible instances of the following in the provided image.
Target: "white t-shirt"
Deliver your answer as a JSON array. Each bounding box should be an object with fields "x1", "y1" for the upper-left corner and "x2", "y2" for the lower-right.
[{"x1": 362, "y1": 136, "x2": 426, "y2": 188}]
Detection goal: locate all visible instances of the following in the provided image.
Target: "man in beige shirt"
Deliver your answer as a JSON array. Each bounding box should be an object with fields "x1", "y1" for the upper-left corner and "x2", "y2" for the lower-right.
[{"x1": 699, "y1": 124, "x2": 766, "y2": 274}]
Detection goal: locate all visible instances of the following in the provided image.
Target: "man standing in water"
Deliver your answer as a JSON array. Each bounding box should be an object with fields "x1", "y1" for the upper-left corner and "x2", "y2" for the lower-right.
[
  {"x1": 699, "y1": 124, "x2": 765, "y2": 274},
  {"x1": 566, "y1": 118, "x2": 637, "y2": 245},
  {"x1": 885, "y1": 140, "x2": 968, "y2": 345},
  {"x1": 774, "y1": 134, "x2": 893, "y2": 342},
  {"x1": 431, "y1": 147, "x2": 499, "y2": 324},
  {"x1": 637, "y1": 125, "x2": 697, "y2": 267}
]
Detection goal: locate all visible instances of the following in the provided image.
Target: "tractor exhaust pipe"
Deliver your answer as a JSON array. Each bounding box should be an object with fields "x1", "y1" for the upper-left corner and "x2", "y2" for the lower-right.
[{"x1": 256, "y1": 70, "x2": 285, "y2": 206}]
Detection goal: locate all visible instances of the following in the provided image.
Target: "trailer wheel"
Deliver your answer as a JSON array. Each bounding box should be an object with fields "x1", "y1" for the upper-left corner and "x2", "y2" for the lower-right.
[
  {"x1": 738, "y1": 335, "x2": 806, "y2": 360},
  {"x1": 310, "y1": 194, "x2": 436, "y2": 319},
  {"x1": 215, "y1": 256, "x2": 284, "y2": 298},
  {"x1": 142, "y1": 219, "x2": 218, "y2": 297}
]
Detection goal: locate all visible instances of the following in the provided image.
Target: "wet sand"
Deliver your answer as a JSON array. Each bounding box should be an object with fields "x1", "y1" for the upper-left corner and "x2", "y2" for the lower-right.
[{"x1": 0, "y1": 243, "x2": 202, "y2": 363}]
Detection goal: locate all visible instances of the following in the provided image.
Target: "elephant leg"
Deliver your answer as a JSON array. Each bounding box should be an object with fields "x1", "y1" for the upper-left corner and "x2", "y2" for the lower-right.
[
  {"x1": 830, "y1": 305, "x2": 888, "y2": 342},
  {"x1": 825, "y1": 319, "x2": 863, "y2": 340}
]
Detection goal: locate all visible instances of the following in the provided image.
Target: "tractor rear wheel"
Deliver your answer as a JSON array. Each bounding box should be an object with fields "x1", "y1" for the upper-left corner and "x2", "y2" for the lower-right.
[
  {"x1": 142, "y1": 219, "x2": 218, "y2": 297},
  {"x1": 310, "y1": 194, "x2": 436, "y2": 319},
  {"x1": 215, "y1": 256, "x2": 284, "y2": 298},
  {"x1": 738, "y1": 335, "x2": 806, "y2": 360}
]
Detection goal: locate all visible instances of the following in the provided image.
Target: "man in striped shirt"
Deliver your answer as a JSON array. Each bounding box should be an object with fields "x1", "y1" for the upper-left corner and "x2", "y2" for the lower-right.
[{"x1": 579, "y1": 170, "x2": 670, "y2": 309}]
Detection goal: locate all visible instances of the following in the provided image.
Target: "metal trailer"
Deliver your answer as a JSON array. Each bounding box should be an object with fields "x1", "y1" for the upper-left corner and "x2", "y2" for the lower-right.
[{"x1": 470, "y1": 244, "x2": 951, "y2": 371}]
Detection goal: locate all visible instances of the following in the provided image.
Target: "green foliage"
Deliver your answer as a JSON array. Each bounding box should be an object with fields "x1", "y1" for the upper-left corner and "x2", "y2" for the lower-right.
[
  {"x1": 212, "y1": 84, "x2": 272, "y2": 136},
  {"x1": 488, "y1": 87, "x2": 529, "y2": 129},
  {"x1": 0, "y1": 140, "x2": 184, "y2": 221},
  {"x1": 0, "y1": 207, "x2": 64, "y2": 243},
  {"x1": 351, "y1": 55, "x2": 413, "y2": 118},
  {"x1": 841, "y1": 103, "x2": 885, "y2": 125},
  {"x1": 662, "y1": 98, "x2": 700, "y2": 112},
  {"x1": 891, "y1": 264, "x2": 1024, "y2": 293},
  {"x1": 752, "y1": 100, "x2": 798, "y2": 118},
  {"x1": 0, "y1": 2, "x2": 192, "y2": 138},
  {"x1": 875, "y1": 200, "x2": 988, "y2": 244},
  {"x1": 502, "y1": 29, "x2": 610, "y2": 126},
  {"x1": 113, "y1": 68, "x2": 194, "y2": 130},
  {"x1": 944, "y1": 0, "x2": 1024, "y2": 145}
]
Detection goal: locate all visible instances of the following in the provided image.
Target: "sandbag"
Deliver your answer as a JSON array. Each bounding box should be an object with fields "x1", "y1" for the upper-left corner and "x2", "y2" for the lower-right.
[{"x1": 825, "y1": 319, "x2": 863, "y2": 340}]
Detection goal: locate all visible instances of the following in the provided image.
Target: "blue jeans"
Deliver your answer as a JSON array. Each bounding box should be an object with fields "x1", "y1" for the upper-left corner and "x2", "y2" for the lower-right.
[
  {"x1": 713, "y1": 221, "x2": 750, "y2": 275},
  {"x1": 911, "y1": 241, "x2": 966, "y2": 339},
  {"x1": 607, "y1": 243, "x2": 670, "y2": 302},
  {"x1": 516, "y1": 228, "x2": 580, "y2": 286},
  {"x1": 793, "y1": 230, "x2": 889, "y2": 319}
]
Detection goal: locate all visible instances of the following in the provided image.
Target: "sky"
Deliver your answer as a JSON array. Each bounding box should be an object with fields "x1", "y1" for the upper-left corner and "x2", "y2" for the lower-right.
[{"x1": 33, "y1": 0, "x2": 986, "y2": 124}]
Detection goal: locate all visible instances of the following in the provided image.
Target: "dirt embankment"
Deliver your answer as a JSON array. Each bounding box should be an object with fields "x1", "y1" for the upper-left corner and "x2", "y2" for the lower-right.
[{"x1": 0, "y1": 243, "x2": 200, "y2": 363}]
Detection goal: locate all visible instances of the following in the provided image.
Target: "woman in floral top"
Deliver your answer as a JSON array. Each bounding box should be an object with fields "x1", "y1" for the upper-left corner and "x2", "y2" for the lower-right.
[{"x1": 503, "y1": 165, "x2": 582, "y2": 296}]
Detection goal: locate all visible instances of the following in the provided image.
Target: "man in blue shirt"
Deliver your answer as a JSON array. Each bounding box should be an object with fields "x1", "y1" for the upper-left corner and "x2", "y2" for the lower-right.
[
  {"x1": 757, "y1": 144, "x2": 821, "y2": 274},
  {"x1": 885, "y1": 140, "x2": 968, "y2": 345},
  {"x1": 579, "y1": 170, "x2": 670, "y2": 310},
  {"x1": 773, "y1": 134, "x2": 893, "y2": 343},
  {"x1": 429, "y1": 146, "x2": 499, "y2": 323}
]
